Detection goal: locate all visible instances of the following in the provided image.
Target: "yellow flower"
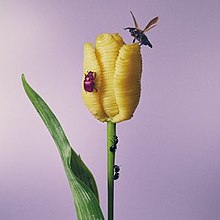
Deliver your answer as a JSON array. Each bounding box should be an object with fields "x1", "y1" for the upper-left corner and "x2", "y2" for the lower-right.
[{"x1": 82, "y1": 33, "x2": 142, "y2": 123}]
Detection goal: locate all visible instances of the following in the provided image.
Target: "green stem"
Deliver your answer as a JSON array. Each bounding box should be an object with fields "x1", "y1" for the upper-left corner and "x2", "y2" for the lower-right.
[{"x1": 107, "y1": 121, "x2": 116, "y2": 220}]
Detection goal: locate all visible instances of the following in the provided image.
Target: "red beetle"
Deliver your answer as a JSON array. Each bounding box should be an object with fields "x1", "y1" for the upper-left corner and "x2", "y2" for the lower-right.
[{"x1": 84, "y1": 71, "x2": 97, "y2": 92}]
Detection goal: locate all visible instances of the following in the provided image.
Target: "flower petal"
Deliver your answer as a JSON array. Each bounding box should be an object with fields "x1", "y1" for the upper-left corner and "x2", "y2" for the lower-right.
[
  {"x1": 82, "y1": 43, "x2": 108, "y2": 122},
  {"x1": 95, "y1": 34, "x2": 124, "y2": 118},
  {"x1": 112, "y1": 43, "x2": 142, "y2": 123}
]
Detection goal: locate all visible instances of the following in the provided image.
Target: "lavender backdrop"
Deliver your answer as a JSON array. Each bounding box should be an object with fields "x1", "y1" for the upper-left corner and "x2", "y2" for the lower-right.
[{"x1": 1, "y1": 0, "x2": 220, "y2": 219}]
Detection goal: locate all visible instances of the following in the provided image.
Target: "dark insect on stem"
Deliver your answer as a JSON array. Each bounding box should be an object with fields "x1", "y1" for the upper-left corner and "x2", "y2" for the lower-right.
[
  {"x1": 114, "y1": 165, "x2": 120, "y2": 181},
  {"x1": 114, "y1": 172, "x2": 120, "y2": 180},
  {"x1": 110, "y1": 145, "x2": 117, "y2": 152},
  {"x1": 114, "y1": 165, "x2": 120, "y2": 173},
  {"x1": 110, "y1": 135, "x2": 119, "y2": 152}
]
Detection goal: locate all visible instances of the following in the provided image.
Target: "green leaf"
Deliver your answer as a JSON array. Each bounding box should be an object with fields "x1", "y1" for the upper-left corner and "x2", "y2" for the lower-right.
[{"x1": 21, "y1": 74, "x2": 104, "y2": 220}]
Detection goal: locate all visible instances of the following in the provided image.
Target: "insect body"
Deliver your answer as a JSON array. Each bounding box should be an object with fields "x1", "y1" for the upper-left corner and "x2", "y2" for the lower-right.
[
  {"x1": 84, "y1": 71, "x2": 97, "y2": 92},
  {"x1": 114, "y1": 165, "x2": 120, "y2": 180},
  {"x1": 110, "y1": 135, "x2": 119, "y2": 152},
  {"x1": 114, "y1": 172, "x2": 120, "y2": 180},
  {"x1": 124, "y1": 11, "x2": 159, "y2": 47},
  {"x1": 114, "y1": 165, "x2": 120, "y2": 173}
]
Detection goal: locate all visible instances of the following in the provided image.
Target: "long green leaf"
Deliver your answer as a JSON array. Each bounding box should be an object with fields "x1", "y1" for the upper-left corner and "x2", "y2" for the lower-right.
[{"x1": 21, "y1": 74, "x2": 104, "y2": 220}]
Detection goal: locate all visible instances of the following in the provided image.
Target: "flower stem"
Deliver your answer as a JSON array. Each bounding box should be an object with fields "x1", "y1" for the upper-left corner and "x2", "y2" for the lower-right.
[{"x1": 107, "y1": 121, "x2": 116, "y2": 220}]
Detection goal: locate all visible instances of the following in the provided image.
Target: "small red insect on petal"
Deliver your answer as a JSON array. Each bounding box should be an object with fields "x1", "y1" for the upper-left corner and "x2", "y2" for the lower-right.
[{"x1": 84, "y1": 71, "x2": 97, "y2": 92}]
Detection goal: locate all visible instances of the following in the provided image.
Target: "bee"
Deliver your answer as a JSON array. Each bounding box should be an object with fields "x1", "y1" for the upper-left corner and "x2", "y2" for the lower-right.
[{"x1": 124, "y1": 11, "x2": 159, "y2": 47}]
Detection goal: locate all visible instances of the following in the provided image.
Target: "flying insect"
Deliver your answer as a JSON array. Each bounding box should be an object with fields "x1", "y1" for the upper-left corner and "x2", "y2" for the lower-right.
[{"x1": 124, "y1": 11, "x2": 159, "y2": 47}]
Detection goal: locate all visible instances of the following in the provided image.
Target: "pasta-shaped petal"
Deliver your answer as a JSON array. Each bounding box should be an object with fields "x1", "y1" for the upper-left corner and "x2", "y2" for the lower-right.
[
  {"x1": 95, "y1": 34, "x2": 124, "y2": 118},
  {"x1": 112, "y1": 43, "x2": 142, "y2": 123},
  {"x1": 112, "y1": 33, "x2": 125, "y2": 48},
  {"x1": 82, "y1": 43, "x2": 108, "y2": 122}
]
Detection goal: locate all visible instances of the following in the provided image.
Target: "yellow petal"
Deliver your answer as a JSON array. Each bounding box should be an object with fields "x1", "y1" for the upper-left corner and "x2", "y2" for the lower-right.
[
  {"x1": 95, "y1": 34, "x2": 125, "y2": 118},
  {"x1": 112, "y1": 33, "x2": 125, "y2": 47},
  {"x1": 112, "y1": 43, "x2": 142, "y2": 123},
  {"x1": 82, "y1": 43, "x2": 108, "y2": 122}
]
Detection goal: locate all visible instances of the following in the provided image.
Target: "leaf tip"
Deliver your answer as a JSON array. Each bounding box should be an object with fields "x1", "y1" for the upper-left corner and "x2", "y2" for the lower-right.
[
  {"x1": 21, "y1": 73, "x2": 25, "y2": 79},
  {"x1": 21, "y1": 73, "x2": 26, "y2": 85}
]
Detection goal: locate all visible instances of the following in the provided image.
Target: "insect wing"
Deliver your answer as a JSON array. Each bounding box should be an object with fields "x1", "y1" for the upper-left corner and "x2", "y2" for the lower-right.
[
  {"x1": 130, "y1": 11, "x2": 139, "y2": 29},
  {"x1": 143, "y1": 16, "x2": 159, "y2": 32}
]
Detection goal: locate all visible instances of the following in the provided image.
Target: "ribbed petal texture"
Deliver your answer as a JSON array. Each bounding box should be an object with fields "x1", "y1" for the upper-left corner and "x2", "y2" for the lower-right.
[
  {"x1": 95, "y1": 34, "x2": 124, "y2": 118},
  {"x1": 82, "y1": 43, "x2": 108, "y2": 122},
  {"x1": 82, "y1": 33, "x2": 142, "y2": 123},
  {"x1": 112, "y1": 43, "x2": 142, "y2": 122}
]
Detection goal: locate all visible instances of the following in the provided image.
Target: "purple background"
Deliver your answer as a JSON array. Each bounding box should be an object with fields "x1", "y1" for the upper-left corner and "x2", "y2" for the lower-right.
[{"x1": 1, "y1": 0, "x2": 220, "y2": 219}]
